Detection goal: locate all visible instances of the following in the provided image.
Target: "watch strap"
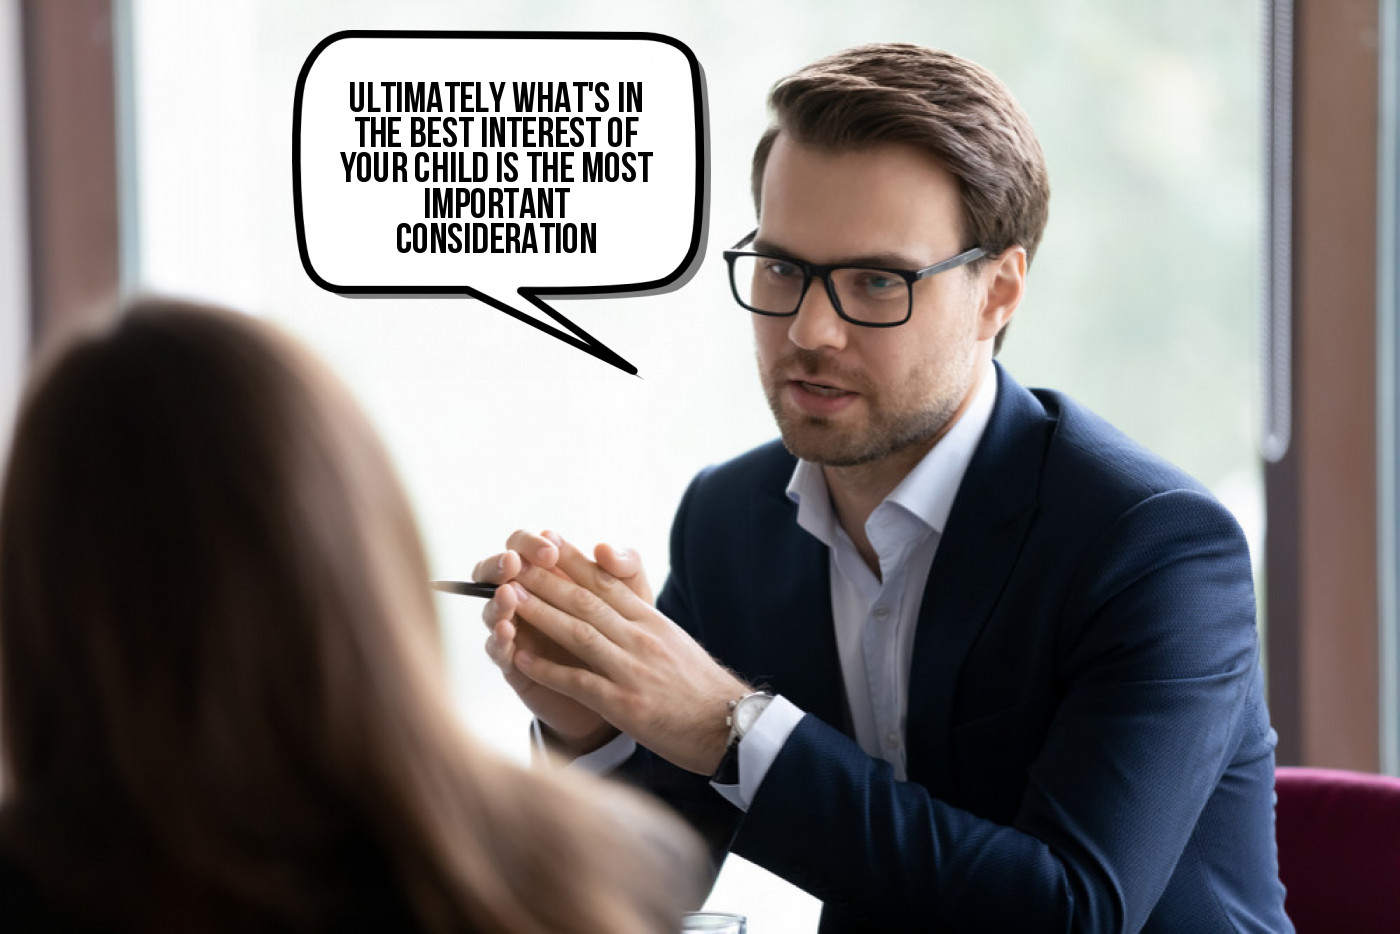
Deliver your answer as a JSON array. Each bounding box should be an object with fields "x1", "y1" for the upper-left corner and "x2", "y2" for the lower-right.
[{"x1": 710, "y1": 737, "x2": 741, "y2": 785}]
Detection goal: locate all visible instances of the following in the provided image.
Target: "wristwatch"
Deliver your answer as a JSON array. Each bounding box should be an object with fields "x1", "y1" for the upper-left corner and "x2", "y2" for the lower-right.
[{"x1": 710, "y1": 691, "x2": 774, "y2": 784}]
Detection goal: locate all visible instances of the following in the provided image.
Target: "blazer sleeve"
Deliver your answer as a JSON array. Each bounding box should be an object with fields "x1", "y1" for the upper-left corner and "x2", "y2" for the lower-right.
[{"x1": 718, "y1": 489, "x2": 1263, "y2": 933}]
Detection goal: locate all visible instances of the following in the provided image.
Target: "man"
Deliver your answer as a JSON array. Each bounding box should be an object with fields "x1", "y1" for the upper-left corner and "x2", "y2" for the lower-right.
[{"x1": 477, "y1": 43, "x2": 1290, "y2": 933}]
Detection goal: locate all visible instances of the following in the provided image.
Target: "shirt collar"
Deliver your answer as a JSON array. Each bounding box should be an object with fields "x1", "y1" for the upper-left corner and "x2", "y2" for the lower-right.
[{"x1": 787, "y1": 364, "x2": 999, "y2": 547}]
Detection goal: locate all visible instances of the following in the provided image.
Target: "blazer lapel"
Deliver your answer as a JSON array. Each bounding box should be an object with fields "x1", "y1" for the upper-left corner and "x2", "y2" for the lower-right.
[
  {"x1": 744, "y1": 479, "x2": 850, "y2": 735},
  {"x1": 905, "y1": 365, "x2": 1050, "y2": 794}
]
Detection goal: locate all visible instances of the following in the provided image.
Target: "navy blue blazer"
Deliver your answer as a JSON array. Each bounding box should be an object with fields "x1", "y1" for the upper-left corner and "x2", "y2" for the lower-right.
[{"x1": 625, "y1": 366, "x2": 1291, "y2": 933}]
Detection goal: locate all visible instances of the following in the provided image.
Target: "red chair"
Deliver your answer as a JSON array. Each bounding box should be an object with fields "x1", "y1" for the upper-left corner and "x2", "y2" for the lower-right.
[{"x1": 1274, "y1": 766, "x2": 1400, "y2": 933}]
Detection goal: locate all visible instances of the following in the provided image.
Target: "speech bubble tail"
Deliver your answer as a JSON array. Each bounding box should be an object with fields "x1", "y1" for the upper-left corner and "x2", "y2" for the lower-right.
[{"x1": 471, "y1": 289, "x2": 637, "y2": 376}]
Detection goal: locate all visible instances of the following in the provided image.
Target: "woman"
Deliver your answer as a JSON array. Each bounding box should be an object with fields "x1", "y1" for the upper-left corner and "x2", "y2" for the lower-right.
[{"x1": 0, "y1": 298, "x2": 701, "y2": 933}]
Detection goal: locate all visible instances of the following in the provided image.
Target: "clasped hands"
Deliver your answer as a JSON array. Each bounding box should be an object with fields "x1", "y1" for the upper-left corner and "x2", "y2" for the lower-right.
[{"x1": 474, "y1": 530, "x2": 749, "y2": 776}]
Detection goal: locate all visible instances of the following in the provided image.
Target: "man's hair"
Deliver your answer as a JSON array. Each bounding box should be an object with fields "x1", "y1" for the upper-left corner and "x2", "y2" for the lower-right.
[{"x1": 752, "y1": 43, "x2": 1050, "y2": 349}]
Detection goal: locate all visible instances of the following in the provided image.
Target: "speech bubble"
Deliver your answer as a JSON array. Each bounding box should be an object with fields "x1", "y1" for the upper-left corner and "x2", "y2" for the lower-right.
[{"x1": 293, "y1": 31, "x2": 707, "y2": 375}]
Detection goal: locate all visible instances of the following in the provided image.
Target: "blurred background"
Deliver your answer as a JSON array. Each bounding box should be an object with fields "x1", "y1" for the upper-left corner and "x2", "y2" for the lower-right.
[{"x1": 2, "y1": 1, "x2": 1396, "y2": 930}]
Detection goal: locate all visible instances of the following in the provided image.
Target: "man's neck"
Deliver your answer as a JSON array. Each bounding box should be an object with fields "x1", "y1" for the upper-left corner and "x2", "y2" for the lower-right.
[
  {"x1": 824, "y1": 438, "x2": 935, "y2": 576},
  {"x1": 823, "y1": 363, "x2": 989, "y2": 577}
]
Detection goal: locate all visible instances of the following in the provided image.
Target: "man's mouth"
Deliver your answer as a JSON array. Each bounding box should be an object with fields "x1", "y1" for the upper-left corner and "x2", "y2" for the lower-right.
[
  {"x1": 793, "y1": 379, "x2": 853, "y2": 398},
  {"x1": 783, "y1": 377, "x2": 862, "y2": 417}
]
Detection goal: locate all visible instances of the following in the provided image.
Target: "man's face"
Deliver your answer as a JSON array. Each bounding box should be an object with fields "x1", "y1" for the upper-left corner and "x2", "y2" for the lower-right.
[{"x1": 752, "y1": 137, "x2": 1001, "y2": 468}]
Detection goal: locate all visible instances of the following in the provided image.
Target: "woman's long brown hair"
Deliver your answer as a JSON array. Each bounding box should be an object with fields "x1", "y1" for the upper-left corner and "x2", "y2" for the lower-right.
[{"x1": 0, "y1": 298, "x2": 698, "y2": 933}]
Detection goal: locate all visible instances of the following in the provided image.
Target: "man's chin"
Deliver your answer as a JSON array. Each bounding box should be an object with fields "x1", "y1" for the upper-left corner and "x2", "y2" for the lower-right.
[
  {"x1": 776, "y1": 417, "x2": 879, "y2": 467},
  {"x1": 767, "y1": 392, "x2": 894, "y2": 466},
  {"x1": 775, "y1": 408, "x2": 950, "y2": 468}
]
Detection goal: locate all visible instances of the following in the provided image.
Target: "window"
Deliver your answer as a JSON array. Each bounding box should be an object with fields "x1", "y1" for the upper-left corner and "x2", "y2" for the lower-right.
[
  {"x1": 0, "y1": 2, "x2": 26, "y2": 459},
  {"x1": 1378, "y1": 0, "x2": 1399, "y2": 775},
  {"x1": 125, "y1": 2, "x2": 1264, "y2": 927}
]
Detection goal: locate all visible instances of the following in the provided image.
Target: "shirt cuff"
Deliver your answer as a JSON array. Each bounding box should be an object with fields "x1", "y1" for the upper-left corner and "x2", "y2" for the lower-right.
[
  {"x1": 709, "y1": 694, "x2": 804, "y2": 811},
  {"x1": 530, "y1": 719, "x2": 637, "y2": 773}
]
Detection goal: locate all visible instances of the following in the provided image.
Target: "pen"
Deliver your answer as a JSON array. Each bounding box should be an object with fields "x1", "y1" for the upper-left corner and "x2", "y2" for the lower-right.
[{"x1": 430, "y1": 580, "x2": 499, "y2": 598}]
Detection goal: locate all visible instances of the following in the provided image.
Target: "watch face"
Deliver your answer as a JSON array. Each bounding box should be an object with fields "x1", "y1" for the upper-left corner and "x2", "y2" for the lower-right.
[{"x1": 734, "y1": 693, "x2": 772, "y2": 737}]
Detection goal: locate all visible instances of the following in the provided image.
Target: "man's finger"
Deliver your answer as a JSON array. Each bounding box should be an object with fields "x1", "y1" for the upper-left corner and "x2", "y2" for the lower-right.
[
  {"x1": 484, "y1": 619, "x2": 516, "y2": 672},
  {"x1": 511, "y1": 572, "x2": 629, "y2": 671},
  {"x1": 514, "y1": 646, "x2": 617, "y2": 710},
  {"x1": 595, "y1": 542, "x2": 653, "y2": 603},
  {"x1": 470, "y1": 548, "x2": 522, "y2": 585},
  {"x1": 506, "y1": 529, "x2": 560, "y2": 569},
  {"x1": 546, "y1": 537, "x2": 649, "y2": 619},
  {"x1": 480, "y1": 584, "x2": 521, "y2": 630}
]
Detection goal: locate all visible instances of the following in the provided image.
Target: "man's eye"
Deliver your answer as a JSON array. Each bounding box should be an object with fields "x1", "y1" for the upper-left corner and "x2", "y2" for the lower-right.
[
  {"x1": 760, "y1": 259, "x2": 802, "y2": 280},
  {"x1": 853, "y1": 271, "x2": 903, "y2": 294}
]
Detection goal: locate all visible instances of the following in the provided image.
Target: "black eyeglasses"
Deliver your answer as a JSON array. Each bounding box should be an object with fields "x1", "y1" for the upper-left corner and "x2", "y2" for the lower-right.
[{"x1": 723, "y1": 229, "x2": 986, "y2": 327}]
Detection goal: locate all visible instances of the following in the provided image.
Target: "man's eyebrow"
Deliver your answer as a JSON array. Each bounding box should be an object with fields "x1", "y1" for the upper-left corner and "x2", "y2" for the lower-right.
[{"x1": 751, "y1": 237, "x2": 925, "y2": 270}]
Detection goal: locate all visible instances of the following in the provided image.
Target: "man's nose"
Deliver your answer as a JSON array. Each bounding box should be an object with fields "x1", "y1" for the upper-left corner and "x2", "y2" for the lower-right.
[{"x1": 787, "y1": 276, "x2": 849, "y2": 352}]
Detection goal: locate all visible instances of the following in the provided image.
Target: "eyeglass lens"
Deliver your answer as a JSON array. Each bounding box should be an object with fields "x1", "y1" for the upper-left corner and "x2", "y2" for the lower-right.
[{"x1": 730, "y1": 255, "x2": 910, "y2": 325}]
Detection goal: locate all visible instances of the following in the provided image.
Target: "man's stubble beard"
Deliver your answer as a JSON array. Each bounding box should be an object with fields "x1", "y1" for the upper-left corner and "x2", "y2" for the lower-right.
[{"x1": 760, "y1": 349, "x2": 971, "y2": 468}]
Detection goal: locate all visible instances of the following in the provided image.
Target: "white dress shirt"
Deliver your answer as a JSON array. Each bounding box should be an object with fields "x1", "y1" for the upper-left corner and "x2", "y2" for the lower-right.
[{"x1": 560, "y1": 368, "x2": 998, "y2": 810}]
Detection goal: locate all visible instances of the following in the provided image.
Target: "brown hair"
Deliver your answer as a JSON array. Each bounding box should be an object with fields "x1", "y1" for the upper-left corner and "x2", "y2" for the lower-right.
[
  {"x1": 0, "y1": 297, "x2": 699, "y2": 933},
  {"x1": 752, "y1": 43, "x2": 1050, "y2": 350}
]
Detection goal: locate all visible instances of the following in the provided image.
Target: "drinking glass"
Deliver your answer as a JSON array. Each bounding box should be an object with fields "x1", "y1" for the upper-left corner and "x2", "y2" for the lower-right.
[{"x1": 680, "y1": 911, "x2": 747, "y2": 933}]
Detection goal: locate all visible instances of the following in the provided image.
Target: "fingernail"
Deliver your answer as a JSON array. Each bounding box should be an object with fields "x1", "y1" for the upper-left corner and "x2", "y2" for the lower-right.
[
  {"x1": 612, "y1": 547, "x2": 630, "y2": 562},
  {"x1": 496, "y1": 555, "x2": 508, "y2": 575},
  {"x1": 511, "y1": 582, "x2": 529, "y2": 602},
  {"x1": 543, "y1": 530, "x2": 563, "y2": 546}
]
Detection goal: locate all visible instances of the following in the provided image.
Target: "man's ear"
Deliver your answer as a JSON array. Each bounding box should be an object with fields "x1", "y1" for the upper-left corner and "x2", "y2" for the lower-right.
[{"x1": 976, "y1": 245, "x2": 1027, "y2": 342}]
